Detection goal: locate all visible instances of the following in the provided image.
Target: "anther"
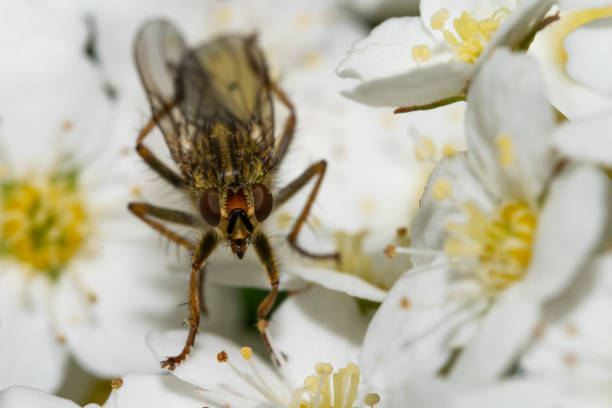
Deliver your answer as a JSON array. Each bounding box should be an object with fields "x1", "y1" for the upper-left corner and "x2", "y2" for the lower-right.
[
  {"x1": 241, "y1": 346, "x2": 253, "y2": 360},
  {"x1": 365, "y1": 393, "x2": 381, "y2": 407},
  {"x1": 217, "y1": 350, "x2": 228, "y2": 363}
]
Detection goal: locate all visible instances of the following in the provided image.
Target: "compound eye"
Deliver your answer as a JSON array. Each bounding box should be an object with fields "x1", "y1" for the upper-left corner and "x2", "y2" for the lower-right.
[
  {"x1": 199, "y1": 188, "x2": 220, "y2": 226},
  {"x1": 252, "y1": 183, "x2": 273, "y2": 222}
]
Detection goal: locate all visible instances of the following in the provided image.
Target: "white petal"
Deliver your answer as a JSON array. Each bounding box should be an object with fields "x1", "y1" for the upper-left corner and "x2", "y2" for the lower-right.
[
  {"x1": 412, "y1": 153, "x2": 493, "y2": 266},
  {"x1": 528, "y1": 10, "x2": 612, "y2": 120},
  {"x1": 523, "y1": 253, "x2": 612, "y2": 381},
  {"x1": 449, "y1": 284, "x2": 541, "y2": 383},
  {"x1": 466, "y1": 49, "x2": 555, "y2": 204},
  {"x1": 557, "y1": 0, "x2": 612, "y2": 9},
  {"x1": 452, "y1": 378, "x2": 598, "y2": 408},
  {"x1": 523, "y1": 164, "x2": 610, "y2": 302},
  {"x1": 360, "y1": 264, "x2": 484, "y2": 389},
  {"x1": 54, "y1": 241, "x2": 194, "y2": 377},
  {"x1": 146, "y1": 330, "x2": 286, "y2": 403},
  {"x1": 268, "y1": 286, "x2": 369, "y2": 381},
  {"x1": 103, "y1": 374, "x2": 203, "y2": 408},
  {"x1": 207, "y1": 256, "x2": 308, "y2": 292},
  {"x1": 337, "y1": 17, "x2": 451, "y2": 83},
  {"x1": 420, "y1": 0, "x2": 519, "y2": 43},
  {"x1": 341, "y1": 61, "x2": 473, "y2": 108},
  {"x1": 552, "y1": 110, "x2": 612, "y2": 167},
  {"x1": 337, "y1": 17, "x2": 472, "y2": 107},
  {"x1": 0, "y1": 386, "x2": 85, "y2": 408},
  {"x1": 565, "y1": 18, "x2": 612, "y2": 97},
  {"x1": 0, "y1": 268, "x2": 68, "y2": 392},
  {"x1": 284, "y1": 266, "x2": 386, "y2": 301},
  {"x1": 481, "y1": 0, "x2": 555, "y2": 61}
]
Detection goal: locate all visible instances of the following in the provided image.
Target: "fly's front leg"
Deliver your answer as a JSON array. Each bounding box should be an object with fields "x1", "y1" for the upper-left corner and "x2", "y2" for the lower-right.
[
  {"x1": 136, "y1": 101, "x2": 184, "y2": 187},
  {"x1": 128, "y1": 202, "x2": 197, "y2": 250},
  {"x1": 160, "y1": 230, "x2": 218, "y2": 370},
  {"x1": 252, "y1": 232, "x2": 279, "y2": 337},
  {"x1": 274, "y1": 160, "x2": 339, "y2": 260}
]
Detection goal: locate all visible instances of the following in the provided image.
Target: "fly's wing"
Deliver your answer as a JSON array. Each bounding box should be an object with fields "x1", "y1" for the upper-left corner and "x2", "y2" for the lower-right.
[
  {"x1": 177, "y1": 35, "x2": 275, "y2": 158},
  {"x1": 133, "y1": 20, "x2": 187, "y2": 164}
]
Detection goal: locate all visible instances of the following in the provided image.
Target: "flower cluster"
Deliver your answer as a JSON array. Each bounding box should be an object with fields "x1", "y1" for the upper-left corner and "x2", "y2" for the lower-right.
[{"x1": 1, "y1": 1, "x2": 611, "y2": 407}]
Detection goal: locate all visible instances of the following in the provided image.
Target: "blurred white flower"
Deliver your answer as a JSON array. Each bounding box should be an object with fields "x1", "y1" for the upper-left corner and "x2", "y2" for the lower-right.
[
  {"x1": 337, "y1": 0, "x2": 419, "y2": 22},
  {"x1": 336, "y1": 0, "x2": 554, "y2": 109},
  {"x1": 564, "y1": 17, "x2": 612, "y2": 98},
  {"x1": 520, "y1": 253, "x2": 612, "y2": 407},
  {"x1": 360, "y1": 49, "x2": 612, "y2": 389},
  {"x1": 529, "y1": 4, "x2": 612, "y2": 119},
  {"x1": 0, "y1": 1, "x2": 231, "y2": 391},
  {"x1": 553, "y1": 110, "x2": 612, "y2": 169},
  {"x1": 0, "y1": 386, "x2": 101, "y2": 408}
]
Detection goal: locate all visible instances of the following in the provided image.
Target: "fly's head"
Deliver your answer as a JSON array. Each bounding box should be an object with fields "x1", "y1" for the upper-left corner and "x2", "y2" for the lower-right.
[{"x1": 198, "y1": 183, "x2": 273, "y2": 259}]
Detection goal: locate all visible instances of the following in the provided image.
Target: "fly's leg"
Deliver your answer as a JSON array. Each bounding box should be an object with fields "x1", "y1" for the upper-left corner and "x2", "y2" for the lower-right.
[
  {"x1": 252, "y1": 232, "x2": 279, "y2": 345},
  {"x1": 274, "y1": 160, "x2": 339, "y2": 260},
  {"x1": 160, "y1": 230, "x2": 218, "y2": 370},
  {"x1": 136, "y1": 101, "x2": 184, "y2": 187},
  {"x1": 197, "y1": 266, "x2": 207, "y2": 316},
  {"x1": 127, "y1": 202, "x2": 197, "y2": 250},
  {"x1": 270, "y1": 81, "x2": 296, "y2": 167}
]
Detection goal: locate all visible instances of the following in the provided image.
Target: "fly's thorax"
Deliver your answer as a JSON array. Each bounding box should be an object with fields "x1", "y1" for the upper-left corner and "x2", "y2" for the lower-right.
[{"x1": 196, "y1": 181, "x2": 274, "y2": 259}]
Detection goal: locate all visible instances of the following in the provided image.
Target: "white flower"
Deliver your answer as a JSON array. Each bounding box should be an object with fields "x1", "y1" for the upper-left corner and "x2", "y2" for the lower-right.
[
  {"x1": 144, "y1": 286, "x2": 380, "y2": 408},
  {"x1": 0, "y1": 386, "x2": 101, "y2": 408},
  {"x1": 0, "y1": 2, "x2": 209, "y2": 391},
  {"x1": 553, "y1": 110, "x2": 612, "y2": 169},
  {"x1": 336, "y1": 0, "x2": 555, "y2": 109},
  {"x1": 360, "y1": 49, "x2": 612, "y2": 388},
  {"x1": 564, "y1": 17, "x2": 612, "y2": 98},
  {"x1": 528, "y1": 4, "x2": 612, "y2": 119},
  {"x1": 519, "y1": 253, "x2": 612, "y2": 407}
]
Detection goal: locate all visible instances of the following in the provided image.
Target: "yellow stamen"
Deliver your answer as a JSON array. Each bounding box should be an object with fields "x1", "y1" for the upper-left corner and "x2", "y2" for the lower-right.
[
  {"x1": 442, "y1": 144, "x2": 457, "y2": 158},
  {"x1": 414, "y1": 136, "x2": 436, "y2": 162},
  {"x1": 431, "y1": 8, "x2": 450, "y2": 30},
  {"x1": 496, "y1": 133, "x2": 515, "y2": 168},
  {"x1": 432, "y1": 7, "x2": 509, "y2": 63},
  {"x1": 412, "y1": 44, "x2": 432, "y2": 63},
  {"x1": 0, "y1": 171, "x2": 88, "y2": 278},
  {"x1": 240, "y1": 346, "x2": 253, "y2": 360},
  {"x1": 432, "y1": 178, "x2": 452, "y2": 201},
  {"x1": 445, "y1": 201, "x2": 537, "y2": 293},
  {"x1": 365, "y1": 393, "x2": 381, "y2": 407}
]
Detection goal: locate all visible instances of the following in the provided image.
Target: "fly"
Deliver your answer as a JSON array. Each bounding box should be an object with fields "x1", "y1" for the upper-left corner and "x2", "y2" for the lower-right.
[{"x1": 129, "y1": 20, "x2": 338, "y2": 370}]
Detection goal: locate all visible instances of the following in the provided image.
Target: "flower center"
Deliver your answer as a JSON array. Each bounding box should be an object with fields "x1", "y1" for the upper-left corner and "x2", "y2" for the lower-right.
[
  {"x1": 444, "y1": 202, "x2": 537, "y2": 293},
  {"x1": 0, "y1": 170, "x2": 88, "y2": 278},
  {"x1": 430, "y1": 7, "x2": 510, "y2": 64},
  {"x1": 216, "y1": 346, "x2": 380, "y2": 408}
]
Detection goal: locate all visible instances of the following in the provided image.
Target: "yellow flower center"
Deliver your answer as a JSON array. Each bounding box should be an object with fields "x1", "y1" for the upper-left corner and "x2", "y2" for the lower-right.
[
  {"x1": 444, "y1": 202, "x2": 537, "y2": 293},
  {"x1": 0, "y1": 170, "x2": 88, "y2": 278},
  {"x1": 431, "y1": 7, "x2": 510, "y2": 64}
]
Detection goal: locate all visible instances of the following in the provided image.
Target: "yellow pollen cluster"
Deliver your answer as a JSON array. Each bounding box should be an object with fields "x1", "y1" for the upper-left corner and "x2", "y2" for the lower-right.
[
  {"x1": 431, "y1": 7, "x2": 510, "y2": 63},
  {"x1": 0, "y1": 172, "x2": 88, "y2": 278},
  {"x1": 444, "y1": 202, "x2": 536, "y2": 293},
  {"x1": 412, "y1": 44, "x2": 432, "y2": 63},
  {"x1": 291, "y1": 362, "x2": 376, "y2": 408}
]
